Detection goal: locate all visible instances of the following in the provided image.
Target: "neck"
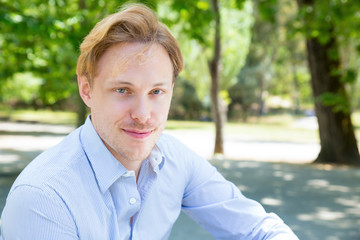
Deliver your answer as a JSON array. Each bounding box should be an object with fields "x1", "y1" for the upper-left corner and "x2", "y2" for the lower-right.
[{"x1": 120, "y1": 159, "x2": 143, "y2": 179}]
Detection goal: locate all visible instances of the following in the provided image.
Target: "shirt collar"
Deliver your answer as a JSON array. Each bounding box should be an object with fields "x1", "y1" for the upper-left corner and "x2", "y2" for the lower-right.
[
  {"x1": 80, "y1": 116, "x2": 127, "y2": 193},
  {"x1": 148, "y1": 144, "x2": 165, "y2": 174}
]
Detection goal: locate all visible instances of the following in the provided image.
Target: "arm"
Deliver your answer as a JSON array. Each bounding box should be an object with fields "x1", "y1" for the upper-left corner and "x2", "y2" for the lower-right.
[
  {"x1": 1, "y1": 185, "x2": 78, "y2": 240},
  {"x1": 182, "y1": 158, "x2": 298, "y2": 240}
]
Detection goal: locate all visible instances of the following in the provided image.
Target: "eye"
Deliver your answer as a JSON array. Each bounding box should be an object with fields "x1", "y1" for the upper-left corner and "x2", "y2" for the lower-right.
[
  {"x1": 152, "y1": 89, "x2": 163, "y2": 95},
  {"x1": 116, "y1": 88, "x2": 129, "y2": 94}
]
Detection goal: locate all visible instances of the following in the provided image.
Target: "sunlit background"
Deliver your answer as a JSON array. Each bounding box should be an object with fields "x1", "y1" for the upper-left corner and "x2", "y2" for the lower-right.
[{"x1": 1, "y1": 0, "x2": 360, "y2": 239}]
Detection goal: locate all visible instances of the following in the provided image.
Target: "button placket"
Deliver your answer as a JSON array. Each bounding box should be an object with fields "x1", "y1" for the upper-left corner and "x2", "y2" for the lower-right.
[{"x1": 120, "y1": 174, "x2": 141, "y2": 215}]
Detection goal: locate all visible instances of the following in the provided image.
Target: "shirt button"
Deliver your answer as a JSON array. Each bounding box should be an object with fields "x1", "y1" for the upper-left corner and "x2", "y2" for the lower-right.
[{"x1": 129, "y1": 198, "x2": 137, "y2": 205}]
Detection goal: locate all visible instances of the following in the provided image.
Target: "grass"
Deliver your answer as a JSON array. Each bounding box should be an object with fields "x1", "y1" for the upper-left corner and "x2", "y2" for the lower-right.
[
  {"x1": 167, "y1": 116, "x2": 319, "y2": 144},
  {"x1": 0, "y1": 109, "x2": 77, "y2": 125},
  {"x1": 166, "y1": 120, "x2": 213, "y2": 131},
  {"x1": 227, "y1": 122, "x2": 318, "y2": 143}
]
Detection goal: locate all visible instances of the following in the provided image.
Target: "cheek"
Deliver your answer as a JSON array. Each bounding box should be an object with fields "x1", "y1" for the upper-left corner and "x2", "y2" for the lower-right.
[
  {"x1": 153, "y1": 98, "x2": 172, "y2": 119},
  {"x1": 94, "y1": 96, "x2": 130, "y2": 118}
]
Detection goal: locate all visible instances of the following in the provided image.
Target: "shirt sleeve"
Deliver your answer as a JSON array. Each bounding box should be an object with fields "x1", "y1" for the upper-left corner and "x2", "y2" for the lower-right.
[
  {"x1": 0, "y1": 185, "x2": 78, "y2": 240},
  {"x1": 181, "y1": 156, "x2": 299, "y2": 240}
]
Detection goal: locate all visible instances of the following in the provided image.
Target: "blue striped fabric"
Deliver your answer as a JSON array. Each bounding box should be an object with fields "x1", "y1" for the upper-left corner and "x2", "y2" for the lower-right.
[{"x1": 0, "y1": 117, "x2": 298, "y2": 239}]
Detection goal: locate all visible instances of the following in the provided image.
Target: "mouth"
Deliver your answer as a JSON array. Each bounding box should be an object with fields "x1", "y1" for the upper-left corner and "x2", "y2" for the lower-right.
[{"x1": 122, "y1": 129, "x2": 153, "y2": 139}]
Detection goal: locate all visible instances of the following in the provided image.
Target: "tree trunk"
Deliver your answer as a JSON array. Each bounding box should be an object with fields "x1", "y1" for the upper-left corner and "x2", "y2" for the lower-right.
[
  {"x1": 306, "y1": 37, "x2": 360, "y2": 165},
  {"x1": 290, "y1": 54, "x2": 301, "y2": 115},
  {"x1": 298, "y1": 0, "x2": 360, "y2": 165},
  {"x1": 257, "y1": 74, "x2": 265, "y2": 117},
  {"x1": 209, "y1": 0, "x2": 224, "y2": 154}
]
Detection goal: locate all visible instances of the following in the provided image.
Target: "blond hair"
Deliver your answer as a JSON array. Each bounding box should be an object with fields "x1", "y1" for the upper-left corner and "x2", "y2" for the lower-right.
[{"x1": 76, "y1": 3, "x2": 183, "y2": 84}]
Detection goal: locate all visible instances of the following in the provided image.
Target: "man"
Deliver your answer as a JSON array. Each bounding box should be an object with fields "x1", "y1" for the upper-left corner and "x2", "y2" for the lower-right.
[{"x1": 0, "y1": 4, "x2": 298, "y2": 239}]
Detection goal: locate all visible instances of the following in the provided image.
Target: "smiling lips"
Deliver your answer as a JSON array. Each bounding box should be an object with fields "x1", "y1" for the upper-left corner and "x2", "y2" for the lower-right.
[{"x1": 122, "y1": 129, "x2": 153, "y2": 139}]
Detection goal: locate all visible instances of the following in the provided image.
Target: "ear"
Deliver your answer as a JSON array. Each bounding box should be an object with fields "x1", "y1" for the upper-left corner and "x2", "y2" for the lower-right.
[{"x1": 78, "y1": 75, "x2": 92, "y2": 108}]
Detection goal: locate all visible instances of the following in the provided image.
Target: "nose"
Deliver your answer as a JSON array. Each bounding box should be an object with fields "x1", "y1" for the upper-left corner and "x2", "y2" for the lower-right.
[{"x1": 130, "y1": 96, "x2": 151, "y2": 124}]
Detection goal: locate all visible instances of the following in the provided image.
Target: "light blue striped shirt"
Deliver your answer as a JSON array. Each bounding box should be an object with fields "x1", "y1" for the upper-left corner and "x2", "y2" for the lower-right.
[{"x1": 0, "y1": 117, "x2": 298, "y2": 239}]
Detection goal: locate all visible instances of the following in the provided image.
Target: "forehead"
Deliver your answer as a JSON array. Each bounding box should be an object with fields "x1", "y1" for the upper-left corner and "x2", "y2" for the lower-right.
[
  {"x1": 95, "y1": 42, "x2": 173, "y2": 85},
  {"x1": 95, "y1": 42, "x2": 171, "y2": 79}
]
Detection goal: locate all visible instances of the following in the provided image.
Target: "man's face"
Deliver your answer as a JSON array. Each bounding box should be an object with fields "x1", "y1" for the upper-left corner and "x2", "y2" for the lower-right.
[{"x1": 79, "y1": 42, "x2": 174, "y2": 165}]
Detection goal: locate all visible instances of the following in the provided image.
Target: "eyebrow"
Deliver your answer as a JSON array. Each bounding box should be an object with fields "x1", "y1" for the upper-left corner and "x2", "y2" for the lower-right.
[{"x1": 108, "y1": 80, "x2": 170, "y2": 87}]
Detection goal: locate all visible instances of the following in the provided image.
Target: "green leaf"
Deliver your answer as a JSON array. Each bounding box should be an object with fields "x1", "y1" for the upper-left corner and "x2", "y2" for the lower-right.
[
  {"x1": 317, "y1": 92, "x2": 351, "y2": 114},
  {"x1": 196, "y1": 1, "x2": 209, "y2": 10},
  {"x1": 341, "y1": 69, "x2": 357, "y2": 84}
]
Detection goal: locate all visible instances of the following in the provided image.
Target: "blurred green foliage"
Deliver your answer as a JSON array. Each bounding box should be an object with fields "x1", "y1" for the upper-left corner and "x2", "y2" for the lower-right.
[
  {"x1": 169, "y1": 78, "x2": 205, "y2": 120},
  {"x1": 0, "y1": 0, "x2": 146, "y2": 107},
  {"x1": 2, "y1": 72, "x2": 42, "y2": 104},
  {"x1": 293, "y1": 0, "x2": 360, "y2": 114},
  {"x1": 1, "y1": 0, "x2": 360, "y2": 121}
]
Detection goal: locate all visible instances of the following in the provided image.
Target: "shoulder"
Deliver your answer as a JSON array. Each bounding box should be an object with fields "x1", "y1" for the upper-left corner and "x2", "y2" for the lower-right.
[
  {"x1": 1, "y1": 183, "x2": 78, "y2": 238},
  {"x1": 10, "y1": 127, "x2": 88, "y2": 193},
  {"x1": 157, "y1": 133, "x2": 222, "y2": 196},
  {"x1": 5, "y1": 126, "x2": 94, "y2": 230}
]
